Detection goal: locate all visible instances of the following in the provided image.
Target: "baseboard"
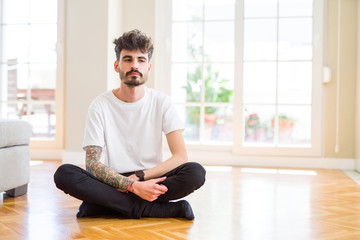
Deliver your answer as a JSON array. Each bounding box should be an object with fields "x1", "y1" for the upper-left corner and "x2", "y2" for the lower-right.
[
  {"x1": 355, "y1": 158, "x2": 360, "y2": 172},
  {"x1": 61, "y1": 150, "x2": 355, "y2": 170}
]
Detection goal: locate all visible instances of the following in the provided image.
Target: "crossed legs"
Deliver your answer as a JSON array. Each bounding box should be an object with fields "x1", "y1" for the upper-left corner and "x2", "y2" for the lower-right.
[{"x1": 53, "y1": 162, "x2": 206, "y2": 220}]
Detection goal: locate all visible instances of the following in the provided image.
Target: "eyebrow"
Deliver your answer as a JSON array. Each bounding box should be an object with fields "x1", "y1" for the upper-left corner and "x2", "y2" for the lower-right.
[{"x1": 121, "y1": 55, "x2": 148, "y2": 61}]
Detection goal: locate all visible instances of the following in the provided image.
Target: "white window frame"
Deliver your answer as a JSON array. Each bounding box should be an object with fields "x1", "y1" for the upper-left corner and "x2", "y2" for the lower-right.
[
  {"x1": 155, "y1": 0, "x2": 325, "y2": 157},
  {"x1": 0, "y1": 0, "x2": 65, "y2": 151}
]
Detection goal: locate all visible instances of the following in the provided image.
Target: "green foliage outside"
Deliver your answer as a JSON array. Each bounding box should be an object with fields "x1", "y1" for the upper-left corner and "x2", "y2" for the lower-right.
[{"x1": 182, "y1": 32, "x2": 233, "y2": 124}]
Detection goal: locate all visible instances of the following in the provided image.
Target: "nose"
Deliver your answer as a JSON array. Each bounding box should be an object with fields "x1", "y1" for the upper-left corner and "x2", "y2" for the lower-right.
[{"x1": 131, "y1": 61, "x2": 139, "y2": 69}]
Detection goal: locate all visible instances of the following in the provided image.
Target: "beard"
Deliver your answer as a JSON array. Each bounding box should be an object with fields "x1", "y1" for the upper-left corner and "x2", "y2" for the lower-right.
[
  {"x1": 120, "y1": 69, "x2": 148, "y2": 87},
  {"x1": 124, "y1": 76, "x2": 145, "y2": 87}
]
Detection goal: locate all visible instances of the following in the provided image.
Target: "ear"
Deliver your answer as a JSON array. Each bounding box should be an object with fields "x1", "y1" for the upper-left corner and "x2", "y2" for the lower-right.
[
  {"x1": 114, "y1": 60, "x2": 120, "y2": 73},
  {"x1": 148, "y1": 63, "x2": 152, "y2": 71}
]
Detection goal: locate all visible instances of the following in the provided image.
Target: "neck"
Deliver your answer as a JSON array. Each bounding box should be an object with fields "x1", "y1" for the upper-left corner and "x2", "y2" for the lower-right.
[{"x1": 113, "y1": 83, "x2": 145, "y2": 103}]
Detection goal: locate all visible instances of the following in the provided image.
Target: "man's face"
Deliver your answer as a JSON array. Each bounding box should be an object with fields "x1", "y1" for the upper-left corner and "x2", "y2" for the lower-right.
[{"x1": 114, "y1": 49, "x2": 151, "y2": 87}]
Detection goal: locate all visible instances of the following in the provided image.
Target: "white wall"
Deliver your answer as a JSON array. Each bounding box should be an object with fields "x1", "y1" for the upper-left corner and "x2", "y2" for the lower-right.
[
  {"x1": 122, "y1": 0, "x2": 156, "y2": 88},
  {"x1": 65, "y1": 0, "x2": 108, "y2": 154},
  {"x1": 107, "y1": 0, "x2": 124, "y2": 90},
  {"x1": 63, "y1": 0, "x2": 156, "y2": 163},
  {"x1": 356, "y1": 1, "x2": 360, "y2": 172}
]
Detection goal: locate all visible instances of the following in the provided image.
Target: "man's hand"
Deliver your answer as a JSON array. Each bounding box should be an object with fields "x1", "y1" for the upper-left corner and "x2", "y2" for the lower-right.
[{"x1": 132, "y1": 177, "x2": 168, "y2": 202}]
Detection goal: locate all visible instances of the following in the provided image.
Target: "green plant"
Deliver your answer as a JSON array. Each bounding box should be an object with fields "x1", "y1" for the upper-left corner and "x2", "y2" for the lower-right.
[
  {"x1": 182, "y1": 64, "x2": 233, "y2": 124},
  {"x1": 181, "y1": 32, "x2": 233, "y2": 124}
]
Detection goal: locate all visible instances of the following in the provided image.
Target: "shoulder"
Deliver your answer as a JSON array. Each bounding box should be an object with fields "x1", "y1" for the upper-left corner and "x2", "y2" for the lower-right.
[
  {"x1": 146, "y1": 87, "x2": 171, "y2": 105},
  {"x1": 89, "y1": 91, "x2": 114, "y2": 110}
]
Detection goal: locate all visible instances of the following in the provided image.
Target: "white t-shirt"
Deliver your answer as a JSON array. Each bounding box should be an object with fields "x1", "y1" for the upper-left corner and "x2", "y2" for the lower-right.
[{"x1": 82, "y1": 87, "x2": 184, "y2": 173}]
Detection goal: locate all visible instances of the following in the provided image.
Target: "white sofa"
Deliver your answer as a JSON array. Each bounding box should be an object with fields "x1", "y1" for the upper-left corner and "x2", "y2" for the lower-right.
[{"x1": 0, "y1": 119, "x2": 32, "y2": 197}]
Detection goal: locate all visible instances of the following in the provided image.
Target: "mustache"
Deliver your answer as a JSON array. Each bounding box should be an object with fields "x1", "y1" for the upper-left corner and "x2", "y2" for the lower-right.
[{"x1": 126, "y1": 70, "x2": 143, "y2": 77}]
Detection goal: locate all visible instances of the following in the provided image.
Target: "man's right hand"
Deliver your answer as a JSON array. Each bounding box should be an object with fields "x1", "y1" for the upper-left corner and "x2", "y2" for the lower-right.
[{"x1": 132, "y1": 177, "x2": 168, "y2": 202}]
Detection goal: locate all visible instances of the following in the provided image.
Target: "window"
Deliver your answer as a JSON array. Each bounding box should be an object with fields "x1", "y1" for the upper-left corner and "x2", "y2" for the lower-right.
[
  {"x1": 242, "y1": 0, "x2": 313, "y2": 147},
  {"x1": 157, "y1": 0, "x2": 324, "y2": 156},
  {"x1": 0, "y1": 0, "x2": 63, "y2": 148},
  {"x1": 171, "y1": 0, "x2": 235, "y2": 145}
]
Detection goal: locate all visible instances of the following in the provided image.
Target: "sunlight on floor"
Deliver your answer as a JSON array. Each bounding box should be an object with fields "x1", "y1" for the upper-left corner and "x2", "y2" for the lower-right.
[
  {"x1": 30, "y1": 161, "x2": 44, "y2": 166},
  {"x1": 204, "y1": 166, "x2": 233, "y2": 172},
  {"x1": 241, "y1": 168, "x2": 278, "y2": 174},
  {"x1": 241, "y1": 168, "x2": 317, "y2": 176},
  {"x1": 204, "y1": 166, "x2": 317, "y2": 175}
]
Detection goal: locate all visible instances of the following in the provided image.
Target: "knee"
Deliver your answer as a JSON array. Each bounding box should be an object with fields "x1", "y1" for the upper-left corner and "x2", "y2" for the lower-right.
[
  {"x1": 183, "y1": 162, "x2": 206, "y2": 189},
  {"x1": 53, "y1": 164, "x2": 79, "y2": 190}
]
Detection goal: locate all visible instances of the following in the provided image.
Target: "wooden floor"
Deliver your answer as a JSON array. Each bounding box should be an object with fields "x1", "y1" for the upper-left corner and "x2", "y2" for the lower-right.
[{"x1": 1, "y1": 161, "x2": 360, "y2": 240}]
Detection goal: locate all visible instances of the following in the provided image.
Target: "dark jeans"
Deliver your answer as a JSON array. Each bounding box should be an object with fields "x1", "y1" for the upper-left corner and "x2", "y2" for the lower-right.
[{"x1": 53, "y1": 162, "x2": 206, "y2": 219}]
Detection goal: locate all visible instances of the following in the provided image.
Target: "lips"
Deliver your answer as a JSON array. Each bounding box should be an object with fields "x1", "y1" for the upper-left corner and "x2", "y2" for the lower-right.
[
  {"x1": 126, "y1": 70, "x2": 142, "y2": 77},
  {"x1": 128, "y1": 72, "x2": 140, "y2": 76}
]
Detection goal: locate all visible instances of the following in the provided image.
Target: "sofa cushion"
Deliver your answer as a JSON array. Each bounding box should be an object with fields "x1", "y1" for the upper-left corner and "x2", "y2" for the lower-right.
[
  {"x1": 0, "y1": 145, "x2": 30, "y2": 192},
  {"x1": 0, "y1": 119, "x2": 32, "y2": 148}
]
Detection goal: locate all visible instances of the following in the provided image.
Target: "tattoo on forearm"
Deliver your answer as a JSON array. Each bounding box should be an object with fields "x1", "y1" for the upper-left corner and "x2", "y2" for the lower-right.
[{"x1": 85, "y1": 146, "x2": 134, "y2": 192}]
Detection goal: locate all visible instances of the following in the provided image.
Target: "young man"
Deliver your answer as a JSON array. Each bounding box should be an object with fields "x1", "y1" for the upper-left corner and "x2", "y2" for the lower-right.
[{"x1": 54, "y1": 29, "x2": 206, "y2": 220}]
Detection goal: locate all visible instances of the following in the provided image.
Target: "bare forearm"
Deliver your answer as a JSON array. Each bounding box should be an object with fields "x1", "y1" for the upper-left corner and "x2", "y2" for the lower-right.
[
  {"x1": 85, "y1": 146, "x2": 134, "y2": 192},
  {"x1": 144, "y1": 154, "x2": 187, "y2": 180},
  {"x1": 144, "y1": 130, "x2": 188, "y2": 180}
]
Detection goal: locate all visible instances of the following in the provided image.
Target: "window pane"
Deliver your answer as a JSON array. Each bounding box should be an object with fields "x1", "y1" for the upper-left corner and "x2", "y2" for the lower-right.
[
  {"x1": 277, "y1": 106, "x2": 311, "y2": 146},
  {"x1": 204, "y1": 64, "x2": 233, "y2": 103},
  {"x1": 279, "y1": 0, "x2": 313, "y2": 17},
  {"x1": 176, "y1": 105, "x2": 200, "y2": 142},
  {"x1": 3, "y1": 0, "x2": 29, "y2": 24},
  {"x1": 172, "y1": 64, "x2": 201, "y2": 103},
  {"x1": 204, "y1": 0, "x2": 235, "y2": 20},
  {"x1": 204, "y1": 106, "x2": 233, "y2": 143},
  {"x1": 1, "y1": 0, "x2": 59, "y2": 143},
  {"x1": 29, "y1": 64, "x2": 57, "y2": 89},
  {"x1": 244, "y1": 0, "x2": 277, "y2": 18},
  {"x1": 29, "y1": 103, "x2": 56, "y2": 139},
  {"x1": 278, "y1": 62, "x2": 312, "y2": 104},
  {"x1": 0, "y1": 62, "x2": 28, "y2": 101},
  {"x1": 172, "y1": 0, "x2": 203, "y2": 21},
  {"x1": 30, "y1": 0, "x2": 57, "y2": 23},
  {"x1": 204, "y1": 22, "x2": 234, "y2": 62},
  {"x1": 29, "y1": 24, "x2": 57, "y2": 62},
  {"x1": 0, "y1": 102, "x2": 21, "y2": 119},
  {"x1": 14, "y1": 64, "x2": 29, "y2": 94},
  {"x1": 244, "y1": 105, "x2": 275, "y2": 145},
  {"x1": 29, "y1": 63, "x2": 56, "y2": 100},
  {"x1": 4, "y1": 63, "x2": 29, "y2": 100},
  {"x1": 244, "y1": 19, "x2": 277, "y2": 61},
  {"x1": 2, "y1": 25, "x2": 29, "y2": 62},
  {"x1": 0, "y1": 102, "x2": 32, "y2": 121},
  {"x1": 278, "y1": 18, "x2": 312, "y2": 60},
  {"x1": 243, "y1": 62, "x2": 277, "y2": 104},
  {"x1": 172, "y1": 22, "x2": 203, "y2": 62}
]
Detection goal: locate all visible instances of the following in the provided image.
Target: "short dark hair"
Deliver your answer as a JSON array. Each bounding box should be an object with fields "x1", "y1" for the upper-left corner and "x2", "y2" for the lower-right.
[{"x1": 113, "y1": 29, "x2": 154, "y2": 61}]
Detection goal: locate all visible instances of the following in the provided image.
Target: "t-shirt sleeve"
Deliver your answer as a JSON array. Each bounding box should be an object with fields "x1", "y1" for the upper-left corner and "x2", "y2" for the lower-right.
[
  {"x1": 162, "y1": 96, "x2": 184, "y2": 135},
  {"x1": 82, "y1": 105, "x2": 105, "y2": 150}
]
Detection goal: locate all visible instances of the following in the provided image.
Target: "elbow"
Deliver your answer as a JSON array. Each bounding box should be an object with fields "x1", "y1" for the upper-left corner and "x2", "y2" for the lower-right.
[
  {"x1": 85, "y1": 164, "x2": 93, "y2": 174},
  {"x1": 85, "y1": 161, "x2": 97, "y2": 175},
  {"x1": 179, "y1": 153, "x2": 188, "y2": 164},
  {"x1": 172, "y1": 152, "x2": 188, "y2": 165}
]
